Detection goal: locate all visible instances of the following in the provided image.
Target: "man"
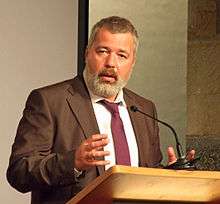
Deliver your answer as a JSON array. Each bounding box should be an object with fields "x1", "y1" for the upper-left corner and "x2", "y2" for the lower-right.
[{"x1": 7, "y1": 16, "x2": 194, "y2": 204}]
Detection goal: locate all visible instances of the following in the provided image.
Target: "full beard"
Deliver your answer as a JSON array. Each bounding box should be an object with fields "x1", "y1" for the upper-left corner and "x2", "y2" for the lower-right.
[{"x1": 84, "y1": 66, "x2": 130, "y2": 98}]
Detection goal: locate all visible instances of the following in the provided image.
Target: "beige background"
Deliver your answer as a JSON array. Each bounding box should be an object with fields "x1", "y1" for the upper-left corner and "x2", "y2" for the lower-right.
[
  {"x1": 0, "y1": 0, "x2": 78, "y2": 203},
  {"x1": 89, "y1": 0, "x2": 188, "y2": 163}
]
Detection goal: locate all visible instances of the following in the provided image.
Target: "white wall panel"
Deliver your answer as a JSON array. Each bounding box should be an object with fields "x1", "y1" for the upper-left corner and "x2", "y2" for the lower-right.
[{"x1": 0, "y1": 1, "x2": 78, "y2": 203}]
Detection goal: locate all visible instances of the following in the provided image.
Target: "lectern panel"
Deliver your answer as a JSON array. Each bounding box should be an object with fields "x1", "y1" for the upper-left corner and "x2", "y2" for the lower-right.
[{"x1": 66, "y1": 166, "x2": 220, "y2": 204}]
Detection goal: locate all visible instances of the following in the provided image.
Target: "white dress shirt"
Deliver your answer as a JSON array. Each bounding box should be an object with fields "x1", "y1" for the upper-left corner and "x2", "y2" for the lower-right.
[{"x1": 84, "y1": 79, "x2": 139, "y2": 170}]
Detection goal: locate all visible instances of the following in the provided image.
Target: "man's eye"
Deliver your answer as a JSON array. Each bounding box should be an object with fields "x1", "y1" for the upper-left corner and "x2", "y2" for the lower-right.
[
  {"x1": 118, "y1": 54, "x2": 127, "y2": 59},
  {"x1": 97, "y1": 49, "x2": 107, "y2": 54}
]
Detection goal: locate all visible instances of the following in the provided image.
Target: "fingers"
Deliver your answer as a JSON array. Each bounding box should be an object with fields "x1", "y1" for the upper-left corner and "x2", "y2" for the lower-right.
[
  {"x1": 75, "y1": 134, "x2": 110, "y2": 170},
  {"x1": 167, "y1": 146, "x2": 196, "y2": 166},
  {"x1": 85, "y1": 149, "x2": 110, "y2": 160},
  {"x1": 167, "y1": 146, "x2": 177, "y2": 165},
  {"x1": 186, "y1": 149, "x2": 195, "y2": 161},
  {"x1": 83, "y1": 159, "x2": 110, "y2": 168},
  {"x1": 84, "y1": 134, "x2": 109, "y2": 151}
]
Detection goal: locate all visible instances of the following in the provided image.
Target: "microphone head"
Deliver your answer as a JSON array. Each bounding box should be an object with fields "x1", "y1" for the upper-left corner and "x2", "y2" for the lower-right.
[{"x1": 130, "y1": 105, "x2": 138, "y2": 112}]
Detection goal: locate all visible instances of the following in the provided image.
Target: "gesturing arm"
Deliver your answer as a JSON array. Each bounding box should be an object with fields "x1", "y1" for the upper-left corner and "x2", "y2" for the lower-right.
[{"x1": 7, "y1": 90, "x2": 76, "y2": 193}]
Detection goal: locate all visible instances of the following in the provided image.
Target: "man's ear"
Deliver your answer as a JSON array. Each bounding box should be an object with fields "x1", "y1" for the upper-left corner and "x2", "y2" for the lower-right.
[
  {"x1": 84, "y1": 47, "x2": 89, "y2": 63},
  {"x1": 132, "y1": 56, "x2": 136, "y2": 67}
]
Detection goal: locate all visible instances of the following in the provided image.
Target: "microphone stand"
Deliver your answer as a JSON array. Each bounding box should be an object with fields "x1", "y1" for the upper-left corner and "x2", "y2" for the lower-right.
[{"x1": 130, "y1": 106, "x2": 199, "y2": 170}]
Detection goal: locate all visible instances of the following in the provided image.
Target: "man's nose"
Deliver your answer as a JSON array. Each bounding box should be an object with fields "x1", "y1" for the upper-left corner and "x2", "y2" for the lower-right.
[{"x1": 105, "y1": 53, "x2": 118, "y2": 68}]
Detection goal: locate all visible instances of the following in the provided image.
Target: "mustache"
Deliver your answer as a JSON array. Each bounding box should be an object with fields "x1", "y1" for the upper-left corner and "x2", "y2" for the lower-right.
[{"x1": 98, "y1": 68, "x2": 118, "y2": 79}]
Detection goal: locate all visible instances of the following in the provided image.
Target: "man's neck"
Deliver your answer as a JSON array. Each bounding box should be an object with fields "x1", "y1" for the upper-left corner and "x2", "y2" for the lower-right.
[{"x1": 105, "y1": 95, "x2": 117, "y2": 102}]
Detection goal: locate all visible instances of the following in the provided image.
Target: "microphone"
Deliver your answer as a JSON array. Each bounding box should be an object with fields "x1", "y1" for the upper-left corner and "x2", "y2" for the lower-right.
[{"x1": 130, "y1": 105, "x2": 199, "y2": 170}]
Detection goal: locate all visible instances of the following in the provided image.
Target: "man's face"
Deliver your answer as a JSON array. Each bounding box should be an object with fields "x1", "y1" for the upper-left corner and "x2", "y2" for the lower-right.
[{"x1": 85, "y1": 27, "x2": 136, "y2": 99}]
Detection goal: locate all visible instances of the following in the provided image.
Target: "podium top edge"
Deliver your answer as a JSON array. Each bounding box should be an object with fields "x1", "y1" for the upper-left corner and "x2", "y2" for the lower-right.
[{"x1": 109, "y1": 165, "x2": 220, "y2": 179}]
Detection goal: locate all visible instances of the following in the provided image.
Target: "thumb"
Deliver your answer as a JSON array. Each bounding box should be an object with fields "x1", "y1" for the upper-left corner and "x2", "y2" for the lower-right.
[{"x1": 167, "y1": 146, "x2": 177, "y2": 165}]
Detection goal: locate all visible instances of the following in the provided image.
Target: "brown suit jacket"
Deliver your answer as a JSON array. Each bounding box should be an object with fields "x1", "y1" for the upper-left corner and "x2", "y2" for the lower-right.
[{"x1": 7, "y1": 76, "x2": 162, "y2": 204}]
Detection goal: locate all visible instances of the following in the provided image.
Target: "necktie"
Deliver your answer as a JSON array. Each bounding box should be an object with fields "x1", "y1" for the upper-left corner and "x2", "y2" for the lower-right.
[{"x1": 100, "y1": 100, "x2": 131, "y2": 165}]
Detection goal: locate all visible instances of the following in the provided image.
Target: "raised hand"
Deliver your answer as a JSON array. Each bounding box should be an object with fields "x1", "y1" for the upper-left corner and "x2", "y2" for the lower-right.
[
  {"x1": 167, "y1": 146, "x2": 195, "y2": 165},
  {"x1": 74, "y1": 134, "x2": 110, "y2": 170}
]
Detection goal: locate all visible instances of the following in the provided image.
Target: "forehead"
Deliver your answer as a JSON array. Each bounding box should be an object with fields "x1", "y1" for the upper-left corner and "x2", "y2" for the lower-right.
[{"x1": 92, "y1": 28, "x2": 135, "y2": 51}]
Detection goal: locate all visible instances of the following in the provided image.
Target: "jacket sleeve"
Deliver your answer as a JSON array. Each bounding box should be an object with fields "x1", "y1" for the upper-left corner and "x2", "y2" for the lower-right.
[{"x1": 7, "y1": 90, "x2": 78, "y2": 193}]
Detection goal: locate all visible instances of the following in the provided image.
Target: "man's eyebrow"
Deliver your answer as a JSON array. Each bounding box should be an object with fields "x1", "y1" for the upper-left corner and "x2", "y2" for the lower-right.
[
  {"x1": 95, "y1": 46, "x2": 129, "y2": 55},
  {"x1": 96, "y1": 46, "x2": 109, "y2": 50},
  {"x1": 118, "y1": 49, "x2": 129, "y2": 55}
]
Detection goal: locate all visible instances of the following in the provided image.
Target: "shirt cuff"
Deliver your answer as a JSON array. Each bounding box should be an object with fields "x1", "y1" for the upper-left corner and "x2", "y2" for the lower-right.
[{"x1": 74, "y1": 168, "x2": 83, "y2": 178}]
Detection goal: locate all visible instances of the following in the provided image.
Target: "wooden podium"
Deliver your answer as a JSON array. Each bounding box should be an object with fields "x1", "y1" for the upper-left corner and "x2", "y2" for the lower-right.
[{"x1": 66, "y1": 165, "x2": 220, "y2": 204}]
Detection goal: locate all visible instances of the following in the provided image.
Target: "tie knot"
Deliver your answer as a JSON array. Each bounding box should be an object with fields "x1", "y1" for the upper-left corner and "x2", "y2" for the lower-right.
[{"x1": 100, "y1": 100, "x2": 119, "y2": 115}]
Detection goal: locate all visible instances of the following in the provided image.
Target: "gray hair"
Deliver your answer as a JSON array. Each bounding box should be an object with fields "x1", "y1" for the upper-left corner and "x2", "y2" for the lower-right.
[{"x1": 87, "y1": 16, "x2": 139, "y2": 55}]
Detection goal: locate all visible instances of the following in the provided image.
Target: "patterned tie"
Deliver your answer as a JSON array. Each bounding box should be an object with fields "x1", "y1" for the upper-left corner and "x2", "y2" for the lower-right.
[{"x1": 100, "y1": 100, "x2": 131, "y2": 165}]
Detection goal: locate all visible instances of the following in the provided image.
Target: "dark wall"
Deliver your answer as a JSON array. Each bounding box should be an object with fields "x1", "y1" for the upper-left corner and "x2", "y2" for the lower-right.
[{"x1": 187, "y1": 0, "x2": 220, "y2": 171}]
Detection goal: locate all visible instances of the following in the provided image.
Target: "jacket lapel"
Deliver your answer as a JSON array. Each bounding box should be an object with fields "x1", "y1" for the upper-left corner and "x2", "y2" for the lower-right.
[
  {"x1": 66, "y1": 76, "x2": 105, "y2": 175},
  {"x1": 66, "y1": 77, "x2": 153, "y2": 172},
  {"x1": 124, "y1": 89, "x2": 152, "y2": 167}
]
